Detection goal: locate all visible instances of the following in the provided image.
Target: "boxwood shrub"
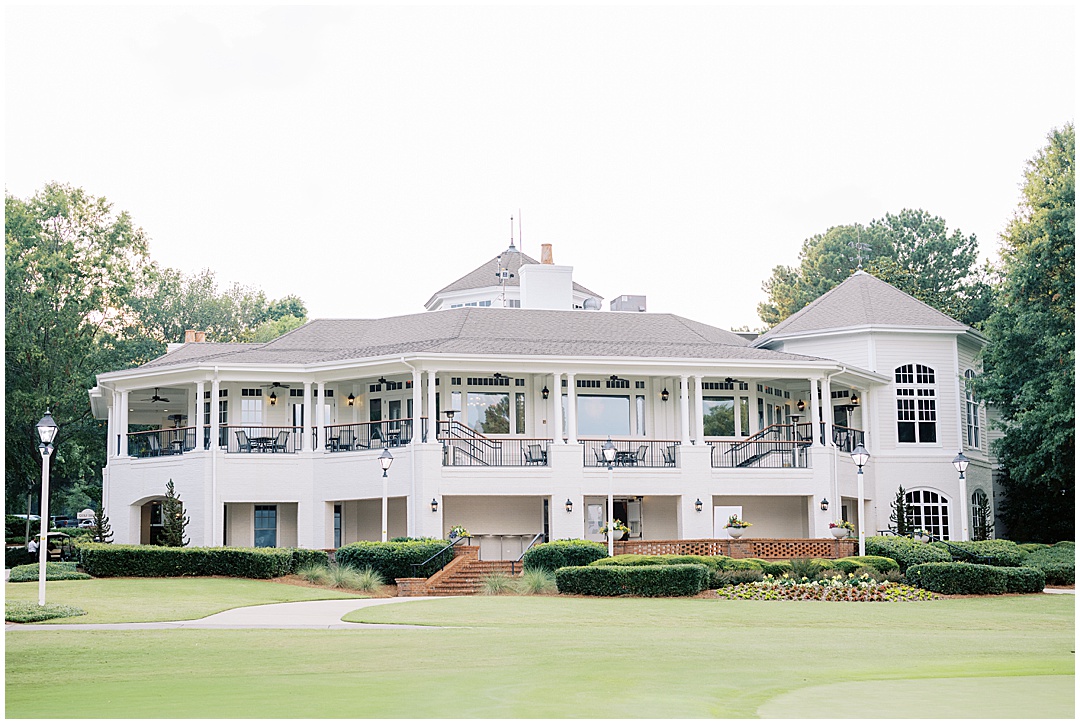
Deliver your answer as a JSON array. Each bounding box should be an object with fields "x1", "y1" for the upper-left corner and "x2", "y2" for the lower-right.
[
  {"x1": 1001, "y1": 566, "x2": 1045, "y2": 594},
  {"x1": 78, "y1": 543, "x2": 296, "y2": 579},
  {"x1": 555, "y1": 564, "x2": 710, "y2": 597},
  {"x1": 1022, "y1": 543, "x2": 1075, "y2": 586},
  {"x1": 521, "y1": 540, "x2": 607, "y2": 572},
  {"x1": 904, "y1": 562, "x2": 1007, "y2": 595},
  {"x1": 589, "y1": 554, "x2": 723, "y2": 570},
  {"x1": 290, "y1": 548, "x2": 330, "y2": 571},
  {"x1": 829, "y1": 556, "x2": 900, "y2": 575},
  {"x1": 931, "y1": 539, "x2": 1026, "y2": 567},
  {"x1": 865, "y1": 536, "x2": 951, "y2": 571},
  {"x1": 335, "y1": 539, "x2": 452, "y2": 580},
  {"x1": 1018, "y1": 543, "x2": 1050, "y2": 553},
  {"x1": 8, "y1": 562, "x2": 91, "y2": 582},
  {"x1": 5, "y1": 547, "x2": 37, "y2": 568}
]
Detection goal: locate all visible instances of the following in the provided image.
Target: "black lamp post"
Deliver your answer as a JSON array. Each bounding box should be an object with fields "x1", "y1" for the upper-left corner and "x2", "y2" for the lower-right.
[
  {"x1": 35, "y1": 411, "x2": 58, "y2": 606},
  {"x1": 850, "y1": 443, "x2": 869, "y2": 556},
  {"x1": 602, "y1": 438, "x2": 617, "y2": 557},
  {"x1": 379, "y1": 447, "x2": 394, "y2": 542}
]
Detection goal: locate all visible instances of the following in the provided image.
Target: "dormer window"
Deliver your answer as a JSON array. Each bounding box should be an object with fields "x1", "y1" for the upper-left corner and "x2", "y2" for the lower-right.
[{"x1": 895, "y1": 364, "x2": 937, "y2": 444}]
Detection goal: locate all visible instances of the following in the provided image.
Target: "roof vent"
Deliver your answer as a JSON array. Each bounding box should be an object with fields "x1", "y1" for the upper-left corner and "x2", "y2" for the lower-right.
[{"x1": 583, "y1": 298, "x2": 601, "y2": 310}]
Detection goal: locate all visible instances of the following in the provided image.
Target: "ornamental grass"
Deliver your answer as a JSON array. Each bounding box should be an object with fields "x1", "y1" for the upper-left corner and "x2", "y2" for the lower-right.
[{"x1": 715, "y1": 573, "x2": 939, "y2": 602}]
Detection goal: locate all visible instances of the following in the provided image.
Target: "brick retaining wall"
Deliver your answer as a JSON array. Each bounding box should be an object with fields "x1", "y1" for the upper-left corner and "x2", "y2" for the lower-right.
[{"x1": 612, "y1": 538, "x2": 856, "y2": 559}]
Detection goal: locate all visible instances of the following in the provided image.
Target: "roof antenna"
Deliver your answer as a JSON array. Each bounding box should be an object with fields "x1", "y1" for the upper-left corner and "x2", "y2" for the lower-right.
[
  {"x1": 518, "y1": 209, "x2": 522, "y2": 255},
  {"x1": 851, "y1": 224, "x2": 870, "y2": 272},
  {"x1": 508, "y1": 215, "x2": 516, "y2": 252}
]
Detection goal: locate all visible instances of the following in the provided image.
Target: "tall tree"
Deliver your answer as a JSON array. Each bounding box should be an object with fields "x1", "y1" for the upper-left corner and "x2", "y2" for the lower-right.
[
  {"x1": 757, "y1": 210, "x2": 989, "y2": 328},
  {"x1": 5, "y1": 184, "x2": 150, "y2": 514},
  {"x1": 976, "y1": 124, "x2": 1075, "y2": 543},
  {"x1": 161, "y1": 479, "x2": 190, "y2": 547}
]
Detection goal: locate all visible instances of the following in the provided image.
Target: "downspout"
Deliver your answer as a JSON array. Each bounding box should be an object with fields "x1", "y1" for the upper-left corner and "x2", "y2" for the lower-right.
[
  {"x1": 401, "y1": 357, "x2": 419, "y2": 538},
  {"x1": 212, "y1": 366, "x2": 219, "y2": 546}
]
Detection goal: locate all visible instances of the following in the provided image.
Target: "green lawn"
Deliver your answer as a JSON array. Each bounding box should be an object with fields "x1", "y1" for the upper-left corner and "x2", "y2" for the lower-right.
[
  {"x1": 5, "y1": 590, "x2": 1073, "y2": 718},
  {"x1": 4, "y1": 577, "x2": 362, "y2": 624}
]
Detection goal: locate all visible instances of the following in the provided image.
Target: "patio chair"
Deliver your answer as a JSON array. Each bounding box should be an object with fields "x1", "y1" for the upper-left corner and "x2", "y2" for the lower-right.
[
  {"x1": 337, "y1": 429, "x2": 355, "y2": 451},
  {"x1": 594, "y1": 448, "x2": 605, "y2": 466},
  {"x1": 147, "y1": 435, "x2": 163, "y2": 457},
  {"x1": 271, "y1": 430, "x2": 290, "y2": 453},
  {"x1": 235, "y1": 429, "x2": 252, "y2": 453},
  {"x1": 635, "y1": 445, "x2": 648, "y2": 465},
  {"x1": 524, "y1": 444, "x2": 546, "y2": 466},
  {"x1": 662, "y1": 445, "x2": 677, "y2": 467}
]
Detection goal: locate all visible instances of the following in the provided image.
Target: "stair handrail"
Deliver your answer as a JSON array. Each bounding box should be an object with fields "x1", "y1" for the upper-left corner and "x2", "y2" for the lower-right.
[
  {"x1": 510, "y1": 532, "x2": 546, "y2": 576},
  {"x1": 920, "y1": 532, "x2": 994, "y2": 565},
  {"x1": 411, "y1": 535, "x2": 472, "y2": 574}
]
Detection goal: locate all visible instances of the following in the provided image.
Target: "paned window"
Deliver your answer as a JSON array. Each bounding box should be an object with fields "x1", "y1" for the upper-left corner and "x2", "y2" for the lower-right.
[
  {"x1": 515, "y1": 393, "x2": 526, "y2": 435},
  {"x1": 702, "y1": 397, "x2": 735, "y2": 436},
  {"x1": 896, "y1": 365, "x2": 937, "y2": 443},
  {"x1": 906, "y1": 489, "x2": 950, "y2": 540},
  {"x1": 467, "y1": 392, "x2": 510, "y2": 434},
  {"x1": 254, "y1": 505, "x2": 277, "y2": 548},
  {"x1": 577, "y1": 395, "x2": 630, "y2": 436},
  {"x1": 334, "y1": 504, "x2": 342, "y2": 549},
  {"x1": 965, "y1": 369, "x2": 980, "y2": 449}
]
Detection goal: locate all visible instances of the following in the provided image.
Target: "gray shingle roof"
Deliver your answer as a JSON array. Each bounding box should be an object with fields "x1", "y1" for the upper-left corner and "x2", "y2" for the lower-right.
[
  {"x1": 756, "y1": 271, "x2": 968, "y2": 344},
  {"x1": 425, "y1": 247, "x2": 601, "y2": 307},
  {"x1": 133, "y1": 308, "x2": 823, "y2": 371}
]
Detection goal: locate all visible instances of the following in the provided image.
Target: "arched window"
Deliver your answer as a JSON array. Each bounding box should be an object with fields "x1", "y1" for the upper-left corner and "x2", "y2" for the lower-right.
[
  {"x1": 906, "y1": 489, "x2": 950, "y2": 540},
  {"x1": 895, "y1": 364, "x2": 937, "y2": 443},
  {"x1": 964, "y1": 369, "x2": 980, "y2": 450},
  {"x1": 971, "y1": 489, "x2": 992, "y2": 541}
]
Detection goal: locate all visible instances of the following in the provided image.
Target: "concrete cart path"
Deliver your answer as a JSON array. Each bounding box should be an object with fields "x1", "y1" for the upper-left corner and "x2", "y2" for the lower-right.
[{"x1": 6, "y1": 596, "x2": 454, "y2": 631}]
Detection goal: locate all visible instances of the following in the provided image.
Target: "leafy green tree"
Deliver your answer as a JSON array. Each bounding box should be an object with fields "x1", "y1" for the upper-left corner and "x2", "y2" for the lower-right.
[
  {"x1": 161, "y1": 479, "x2": 190, "y2": 547},
  {"x1": 5, "y1": 184, "x2": 150, "y2": 515},
  {"x1": 976, "y1": 124, "x2": 1074, "y2": 543},
  {"x1": 758, "y1": 210, "x2": 989, "y2": 328}
]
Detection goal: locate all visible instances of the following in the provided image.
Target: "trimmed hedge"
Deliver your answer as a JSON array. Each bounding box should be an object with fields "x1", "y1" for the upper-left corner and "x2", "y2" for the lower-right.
[
  {"x1": 1023, "y1": 543, "x2": 1075, "y2": 586},
  {"x1": 555, "y1": 564, "x2": 710, "y2": 597},
  {"x1": 521, "y1": 540, "x2": 607, "y2": 572},
  {"x1": 335, "y1": 539, "x2": 452, "y2": 580},
  {"x1": 291, "y1": 548, "x2": 330, "y2": 571},
  {"x1": 76, "y1": 543, "x2": 321, "y2": 579},
  {"x1": 931, "y1": 539, "x2": 1026, "y2": 567},
  {"x1": 829, "y1": 556, "x2": 901, "y2": 575},
  {"x1": 905, "y1": 562, "x2": 1007, "y2": 595},
  {"x1": 589, "y1": 554, "x2": 723, "y2": 570},
  {"x1": 1018, "y1": 543, "x2": 1050, "y2": 553},
  {"x1": 865, "y1": 536, "x2": 951, "y2": 571},
  {"x1": 1002, "y1": 566, "x2": 1045, "y2": 594},
  {"x1": 8, "y1": 562, "x2": 91, "y2": 582},
  {"x1": 5, "y1": 547, "x2": 37, "y2": 568},
  {"x1": 716, "y1": 557, "x2": 766, "y2": 572}
]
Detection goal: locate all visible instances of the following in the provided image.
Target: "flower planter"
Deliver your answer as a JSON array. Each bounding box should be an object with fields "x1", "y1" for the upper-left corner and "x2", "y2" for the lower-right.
[
  {"x1": 726, "y1": 527, "x2": 745, "y2": 539},
  {"x1": 915, "y1": 534, "x2": 930, "y2": 543},
  {"x1": 830, "y1": 527, "x2": 850, "y2": 539}
]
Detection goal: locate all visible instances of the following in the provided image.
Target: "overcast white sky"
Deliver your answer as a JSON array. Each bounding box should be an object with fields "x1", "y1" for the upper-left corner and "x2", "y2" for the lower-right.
[{"x1": 6, "y1": 4, "x2": 1075, "y2": 332}]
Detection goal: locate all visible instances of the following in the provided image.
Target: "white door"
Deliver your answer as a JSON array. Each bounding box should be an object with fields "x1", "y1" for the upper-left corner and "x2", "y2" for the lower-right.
[
  {"x1": 714, "y1": 505, "x2": 742, "y2": 538},
  {"x1": 586, "y1": 503, "x2": 605, "y2": 542},
  {"x1": 626, "y1": 500, "x2": 642, "y2": 538}
]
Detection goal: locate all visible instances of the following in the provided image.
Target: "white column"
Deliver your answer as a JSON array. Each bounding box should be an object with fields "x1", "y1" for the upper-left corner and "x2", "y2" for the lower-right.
[
  {"x1": 302, "y1": 382, "x2": 313, "y2": 452},
  {"x1": 426, "y1": 370, "x2": 438, "y2": 442},
  {"x1": 552, "y1": 373, "x2": 563, "y2": 443},
  {"x1": 316, "y1": 382, "x2": 326, "y2": 451},
  {"x1": 209, "y1": 380, "x2": 220, "y2": 451},
  {"x1": 195, "y1": 381, "x2": 205, "y2": 450},
  {"x1": 106, "y1": 401, "x2": 115, "y2": 461},
  {"x1": 566, "y1": 373, "x2": 578, "y2": 444},
  {"x1": 119, "y1": 390, "x2": 129, "y2": 457},
  {"x1": 679, "y1": 375, "x2": 691, "y2": 445},
  {"x1": 411, "y1": 369, "x2": 422, "y2": 441},
  {"x1": 693, "y1": 375, "x2": 704, "y2": 445},
  {"x1": 809, "y1": 378, "x2": 821, "y2": 446},
  {"x1": 821, "y1": 376, "x2": 833, "y2": 448}
]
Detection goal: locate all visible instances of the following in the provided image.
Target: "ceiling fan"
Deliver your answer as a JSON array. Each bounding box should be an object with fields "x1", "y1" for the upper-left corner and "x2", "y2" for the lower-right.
[
  {"x1": 140, "y1": 388, "x2": 170, "y2": 403},
  {"x1": 260, "y1": 382, "x2": 292, "y2": 390}
]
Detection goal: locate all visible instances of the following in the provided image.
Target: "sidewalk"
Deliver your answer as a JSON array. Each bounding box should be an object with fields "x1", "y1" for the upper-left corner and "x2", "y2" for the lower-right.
[{"x1": 6, "y1": 596, "x2": 453, "y2": 631}]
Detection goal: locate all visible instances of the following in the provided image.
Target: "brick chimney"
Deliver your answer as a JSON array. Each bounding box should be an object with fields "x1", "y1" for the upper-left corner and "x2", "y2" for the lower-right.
[
  {"x1": 185, "y1": 330, "x2": 206, "y2": 343},
  {"x1": 540, "y1": 243, "x2": 554, "y2": 264}
]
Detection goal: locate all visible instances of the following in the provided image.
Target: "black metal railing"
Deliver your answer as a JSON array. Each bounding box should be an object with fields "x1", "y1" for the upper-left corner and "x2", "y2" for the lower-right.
[
  {"x1": 820, "y1": 423, "x2": 865, "y2": 452},
  {"x1": 442, "y1": 437, "x2": 552, "y2": 467},
  {"x1": 411, "y1": 536, "x2": 469, "y2": 576},
  {"x1": 127, "y1": 427, "x2": 197, "y2": 458},
  {"x1": 710, "y1": 423, "x2": 811, "y2": 468},
  {"x1": 322, "y1": 418, "x2": 419, "y2": 452},
  {"x1": 223, "y1": 425, "x2": 303, "y2": 453},
  {"x1": 510, "y1": 532, "x2": 546, "y2": 575},
  {"x1": 580, "y1": 439, "x2": 681, "y2": 468}
]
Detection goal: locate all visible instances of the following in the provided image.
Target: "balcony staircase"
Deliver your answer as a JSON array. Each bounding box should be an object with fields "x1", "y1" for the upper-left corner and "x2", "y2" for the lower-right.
[{"x1": 396, "y1": 546, "x2": 521, "y2": 596}]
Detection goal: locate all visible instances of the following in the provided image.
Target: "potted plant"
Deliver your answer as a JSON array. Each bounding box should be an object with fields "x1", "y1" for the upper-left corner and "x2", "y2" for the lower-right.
[
  {"x1": 725, "y1": 514, "x2": 751, "y2": 539},
  {"x1": 829, "y1": 520, "x2": 855, "y2": 539},
  {"x1": 913, "y1": 528, "x2": 932, "y2": 543},
  {"x1": 599, "y1": 519, "x2": 631, "y2": 541},
  {"x1": 448, "y1": 525, "x2": 471, "y2": 541}
]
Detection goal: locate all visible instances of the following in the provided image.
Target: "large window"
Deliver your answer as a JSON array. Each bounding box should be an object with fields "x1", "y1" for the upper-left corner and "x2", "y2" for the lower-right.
[
  {"x1": 906, "y1": 489, "x2": 950, "y2": 540},
  {"x1": 254, "y1": 505, "x2": 277, "y2": 548},
  {"x1": 896, "y1": 364, "x2": 937, "y2": 443},
  {"x1": 965, "y1": 369, "x2": 980, "y2": 449},
  {"x1": 703, "y1": 397, "x2": 735, "y2": 436},
  {"x1": 241, "y1": 390, "x2": 263, "y2": 425},
  {"x1": 467, "y1": 392, "x2": 510, "y2": 434},
  {"x1": 577, "y1": 395, "x2": 630, "y2": 437}
]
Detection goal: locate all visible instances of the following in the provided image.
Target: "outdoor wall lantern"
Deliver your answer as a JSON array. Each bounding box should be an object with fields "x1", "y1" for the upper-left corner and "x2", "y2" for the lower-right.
[
  {"x1": 565, "y1": 499, "x2": 573, "y2": 513},
  {"x1": 541, "y1": 386, "x2": 549, "y2": 400},
  {"x1": 431, "y1": 498, "x2": 438, "y2": 513},
  {"x1": 797, "y1": 399, "x2": 806, "y2": 412},
  {"x1": 661, "y1": 388, "x2": 670, "y2": 402},
  {"x1": 269, "y1": 392, "x2": 277, "y2": 406},
  {"x1": 820, "y1": 498, "x2": 829, "y2": 511},
  {"x1": 347, "y1": 393, "x2": 355, "y2": 406},
  {"x1": 695, "y1": 498, "x2": 703, "y2": 513},
  {"x1": 952, "y1": 451, "x2": 969, "y2": 480},
  {"x1": 849, "y1": 393, "x2": 860, "y2": 406}
]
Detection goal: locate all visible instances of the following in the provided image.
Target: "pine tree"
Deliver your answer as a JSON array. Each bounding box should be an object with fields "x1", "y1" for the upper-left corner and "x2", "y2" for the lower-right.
[
  {"x1": 161, "y1": 479, "x2": 190, "y2": 547},
  {"x1": 889, "y1": 486, "x2": 910, "y2": 535},
  {"x1": 92, "y1": 505, "x2": 113, "y2": 543},
  {"x1": 972, "y1": 495, "x2": 994, "y2": 541}
]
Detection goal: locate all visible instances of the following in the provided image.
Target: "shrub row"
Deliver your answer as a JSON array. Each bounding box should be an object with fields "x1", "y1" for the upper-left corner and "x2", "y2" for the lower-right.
[
  {"x1": 9, "y1": 562, "x2": 90, "y2": 582},
  {"x1": 865, "y1": 536, "x2": 951, "y2": 571},
  {"x1": 335, "y1": 539, "x2": 452, "y2": 581},
  {"x1": 5, "y1": 547, "x2": 37, "y2": 568},
  {"x1": 521, "y1": 540, "x2": 607, "y2": 572},
  {"x1": 77, "y1": 544, "x2": 322, "y2": 579},
  {"x1": 1001, "y1": 567, "x2": 1046, "y2": 594},
  {"x1": 555, "y1": 564, "x2": 710, "y2": 597},
  {"x1": 932, "y1": 539, "x2": 1026, "y2": 567},
  {"x1": 905, "y1": 562, "x2": 1008, "y2": 595},
  {"x1": 590, "y1": 554, "x2": 722, "y2": 570},
  {"x1": 1022, "y1": 543, "x2": 1074, "y2": 586}
]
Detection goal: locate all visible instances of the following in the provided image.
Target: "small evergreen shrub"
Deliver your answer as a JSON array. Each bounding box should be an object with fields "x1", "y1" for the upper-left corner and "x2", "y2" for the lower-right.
[
  {"x1": 865, "y1": 536, "x2": 951, "y2": 571},
  {"x1": 289, "y1": 548, "x2": 330, "y2": 571},
  {"x1": 555, "y1": 564, "x2": 710, "y2": 597},
  {"x1": 717, "y1": 557, "x2": 765, "y2": 572},
  {"x1": 931, "y1": 539, "x2": 1026, "y2": 567},
  {"x1": 789, "y1": 558, "x2": 825, "y2": 579},
  {"x1": 1018, "y1": 543, "x2": 1049, "y2": 553},
  {"x1": 8, "y1": 562, "x2": 90, "y2": 582},
  {"x1": 713, "y1": 569, "x2": 764, "y2": 587},
  {"x1": 1022, "y1": 543, "x2": 1075, "y2": 586},
  {"x1": 1001, "y1": 566, "x2": 1045, "y2": 594},
  {"x1": 904, "y1": 562, "x2": 1007, "y2": 595},
  {"x1": 5, "y1": 548, "x2": 37, "y2": 568},
  {"x1": 515, "y1": 567, "x2": 557, "y2": 595},
  {"x1": 5, "y1": 602, "x2": 87, "y2": 623},
  {"x1": 589, "y1": 554, "x2": 722, "y2": 570},
  {"x1": 335, "y1": 539, "x2": 452, "y2": 581},
  {"x1": 521, "y1": 540, "x2": 607, "y2": 571},
  {"x1": 758, "y1": 560, "x2": 792, "y2": 576},
  {"x1": 829, "y1": 556, "x2": 900, "y2": 575}
]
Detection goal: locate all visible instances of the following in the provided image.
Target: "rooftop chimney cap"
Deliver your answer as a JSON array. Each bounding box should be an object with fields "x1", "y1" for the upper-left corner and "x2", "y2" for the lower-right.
[{"x1": 540, "y1": 243, "x2": 554, "y2": 265}]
